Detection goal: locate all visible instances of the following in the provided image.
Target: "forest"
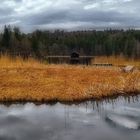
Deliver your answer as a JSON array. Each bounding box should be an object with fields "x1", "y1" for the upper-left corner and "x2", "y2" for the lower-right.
[{"x1": 0, "y1": 25, "x2": 140, "y2": 59}]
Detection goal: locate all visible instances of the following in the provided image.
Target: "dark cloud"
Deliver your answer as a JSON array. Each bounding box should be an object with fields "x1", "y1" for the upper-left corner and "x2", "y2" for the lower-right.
[
  {"x1": 0, "y1": 0, "x2": 139, "y2": 32},
  {"x1": 0, "y1": 8, "x2": 13, "y2": 16}
]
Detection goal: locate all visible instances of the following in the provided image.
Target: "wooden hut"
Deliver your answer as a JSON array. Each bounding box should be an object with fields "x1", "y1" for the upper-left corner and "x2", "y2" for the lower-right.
[{"x1": 70, "y1": 52, "x2": 80, "y2": 64}]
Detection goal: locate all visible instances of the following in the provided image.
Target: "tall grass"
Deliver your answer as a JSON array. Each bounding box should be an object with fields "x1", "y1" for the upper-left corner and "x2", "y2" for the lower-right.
[
  {"x1": 0, "y1": 55, "x2": 45, "y2": 68},
  {"x1": 93, "y1": 56, "x2": 140, "y2": 67},
  {"x1": 0, "y1": 55, "x2": 139, "y2": 102}
]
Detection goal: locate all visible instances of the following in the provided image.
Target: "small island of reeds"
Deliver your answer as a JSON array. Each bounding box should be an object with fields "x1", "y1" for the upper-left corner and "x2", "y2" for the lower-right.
[{"x1": 0, "y1": 55, "x2": 140, "y2": 103}]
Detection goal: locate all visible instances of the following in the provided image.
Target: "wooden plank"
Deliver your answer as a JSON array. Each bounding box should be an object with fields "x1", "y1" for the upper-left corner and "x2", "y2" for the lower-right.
[
  {"x1": 45, "y1": 56, "x2": 95, "y2": 58},
  {"x1": 92, "y1": 64, "x2": 113, "y2": 66}
]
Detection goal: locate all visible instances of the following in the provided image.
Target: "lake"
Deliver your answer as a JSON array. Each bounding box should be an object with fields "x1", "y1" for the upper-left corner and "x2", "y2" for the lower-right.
[{"x1": 0, "y1": 96, "x2": 140, "y2": 140}]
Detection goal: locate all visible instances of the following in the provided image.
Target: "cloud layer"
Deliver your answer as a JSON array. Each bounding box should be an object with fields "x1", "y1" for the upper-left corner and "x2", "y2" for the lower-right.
[{"x1": 0, "y1": 0, "x2": 140, "y2": 32}]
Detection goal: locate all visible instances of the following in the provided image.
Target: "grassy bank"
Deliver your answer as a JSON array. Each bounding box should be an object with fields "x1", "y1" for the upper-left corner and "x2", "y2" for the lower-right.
[{"x1": 0, "y1": 56, "x2": 140, "y2": 102}]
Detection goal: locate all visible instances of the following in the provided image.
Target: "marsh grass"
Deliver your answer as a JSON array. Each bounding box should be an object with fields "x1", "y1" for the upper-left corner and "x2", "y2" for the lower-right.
[
  {"x1": 0, "y1": 55, "x2": 45, "y2": 69},
  {"x1": 93, "y1": 56, "x2": 140, "y2": 68},
  {"x1": 0, "y1": 55, "x2": 140, "y2": 102}
]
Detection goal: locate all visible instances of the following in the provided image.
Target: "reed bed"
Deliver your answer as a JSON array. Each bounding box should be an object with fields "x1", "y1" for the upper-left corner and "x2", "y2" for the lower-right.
[
  {"x1": 93, "y1": 56, "x2": 140, "y2": 68},
  {"x1": 0, "y1": 56, "x2": 140, "y2": 102},
  {"x1": 0, "y1": 55, "x2": 46, "y2": 69}
]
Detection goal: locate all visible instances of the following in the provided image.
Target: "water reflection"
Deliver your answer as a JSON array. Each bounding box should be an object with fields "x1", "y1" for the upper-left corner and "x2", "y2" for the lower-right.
[{"x1": 0, "y1": 95, "x2": 140, "y2": 140}]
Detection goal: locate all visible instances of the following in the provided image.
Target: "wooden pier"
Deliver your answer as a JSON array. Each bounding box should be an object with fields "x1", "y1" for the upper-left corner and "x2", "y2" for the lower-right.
[{"x1": 45, "y1": 55, "x2": 95, "y2": 65}]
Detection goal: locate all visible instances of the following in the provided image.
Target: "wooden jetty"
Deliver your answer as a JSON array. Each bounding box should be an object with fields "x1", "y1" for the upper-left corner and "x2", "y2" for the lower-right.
[
  {"x1": 46, "y1": 52, "x2": 94, "y2": 65},
  {"x1": 46, "y1": 56, "x2": 95, "y2": 65}
]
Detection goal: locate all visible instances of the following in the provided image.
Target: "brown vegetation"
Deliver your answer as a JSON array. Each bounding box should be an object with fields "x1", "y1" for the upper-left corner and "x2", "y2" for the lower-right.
[
  {"x1": 93, "y1": 56, "x2": 140, "y2": 68},
  {"x1": 0, "y1": 56, "x2": 140, "y2": 102}
]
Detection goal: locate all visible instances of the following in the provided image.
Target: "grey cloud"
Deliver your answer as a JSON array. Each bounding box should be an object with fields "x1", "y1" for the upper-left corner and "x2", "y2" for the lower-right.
[
  {"x1": 0, "y1": 8, "x2": 13, "y2": 16},
  {"x1": 23, "y1": 10, "x2": 69, "y2": 25},
  {"x1": 0, "y1": 0, "x2": 140, "y2": 32}
]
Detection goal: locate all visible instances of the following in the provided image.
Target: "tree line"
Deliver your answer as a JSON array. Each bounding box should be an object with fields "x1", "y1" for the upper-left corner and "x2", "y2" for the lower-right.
[{"x1": 0, "y1": 25, "x2": 140, "y2": 59}]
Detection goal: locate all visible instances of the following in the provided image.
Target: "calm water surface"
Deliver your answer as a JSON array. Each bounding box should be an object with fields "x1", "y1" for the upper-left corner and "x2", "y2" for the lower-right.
[{"x1": 0, "y1": 96, "x2": 140, "y2": 140}]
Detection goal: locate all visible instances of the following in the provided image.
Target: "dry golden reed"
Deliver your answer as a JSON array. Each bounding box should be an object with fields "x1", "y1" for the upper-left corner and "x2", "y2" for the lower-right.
[
  {"x1": 0, "y1": 55, "x2": 139, "y2": 102},
  {"x1": 93, "y1": 56, "x2": 140, "y2": 67}
]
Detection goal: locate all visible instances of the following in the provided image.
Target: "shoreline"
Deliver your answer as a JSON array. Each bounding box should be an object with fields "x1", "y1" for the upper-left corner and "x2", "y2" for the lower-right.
[{"x1": 0, "y1": 93, "x2": 139, "y2": 106}]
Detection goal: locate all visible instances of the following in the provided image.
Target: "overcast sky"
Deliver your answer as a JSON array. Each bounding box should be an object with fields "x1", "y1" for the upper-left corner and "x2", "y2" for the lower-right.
[{"x1": 0, "y1": 0, "x2": 140, "y2": 32}]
